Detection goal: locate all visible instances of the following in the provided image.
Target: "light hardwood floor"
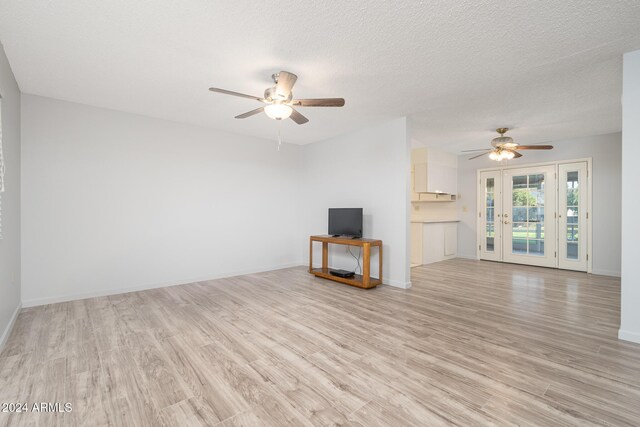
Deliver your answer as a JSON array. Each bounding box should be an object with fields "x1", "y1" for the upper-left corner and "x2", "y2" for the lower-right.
[{"x1": 1, "y1": 259, "x2": 639, "y2": 426}]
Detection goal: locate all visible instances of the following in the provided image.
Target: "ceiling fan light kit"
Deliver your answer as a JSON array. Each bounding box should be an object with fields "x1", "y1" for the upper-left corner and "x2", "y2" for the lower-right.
[
  {"x1": 208, "y1": 70, "x2": 345, "y2": 125},
  {"x1": 264, "y1": 104, "x2": 293, "y2": 120},
  {"x1": 466, "y1": 128, "x2": 554, "y2": 161},
  {"x1": 489, "y1": 150, "x2": 515, "y2": 161}
]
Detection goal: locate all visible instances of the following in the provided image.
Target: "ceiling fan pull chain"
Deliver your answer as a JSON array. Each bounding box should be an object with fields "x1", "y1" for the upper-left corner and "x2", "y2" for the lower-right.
[{"x1": 277, "y1": 125, "x2": 282, "y2": 152}]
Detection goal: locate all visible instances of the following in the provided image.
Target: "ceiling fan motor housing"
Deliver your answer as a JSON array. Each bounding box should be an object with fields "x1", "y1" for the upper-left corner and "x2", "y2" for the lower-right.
[
  {"x1": 264, "y1": 87, "x2": 292, "y2": 103},
  {"x1": 491, "y1": 136, "x2": 516, "y2": 148}
]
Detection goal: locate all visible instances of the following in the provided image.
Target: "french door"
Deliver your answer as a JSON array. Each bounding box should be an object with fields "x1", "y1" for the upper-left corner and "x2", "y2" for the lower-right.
[
  {"x1": 479, "y1": 171, "x2": 502, "y2": 261},
  {"x1": 478, "y1": 161, "x2": 589, "y2": 272},
  {"x1": 558, "y1": 162, "x2": 588, "y2": 271},
  {"x1": 503, "y1": 165, "x2": 557, "y2": 268}
]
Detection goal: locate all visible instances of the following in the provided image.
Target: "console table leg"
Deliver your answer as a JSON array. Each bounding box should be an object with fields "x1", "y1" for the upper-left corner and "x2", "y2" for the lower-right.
[
  {"x1": 363, "y1": 243, "x2": 371, "y2": 287},
  {"x1": 322, "y1": 242, "x2": 328, "y2": 270},
  {"x1": 309, "y1": 239, "x2": 313, "y2": 273},
  {"x1": 379, "y1": 244, "x2": 383, "y2": 284}
]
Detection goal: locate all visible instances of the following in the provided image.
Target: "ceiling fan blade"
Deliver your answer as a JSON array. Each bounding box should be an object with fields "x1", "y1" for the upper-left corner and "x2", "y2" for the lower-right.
[
  {"x1": 461, "y1": 148, "x2": 491, "y2": 153},
  {"x1": 291, "y1": 98, "x2": 345, "y2": 107},
  {"x1": 209, "y1": 87, "x2": 264, "y2": 102},
  {"x1": 468, "y1": 152, "x2": 490, "y2": 160},
  {"x1": 275, "y1": 71, "x2": 298, "y2": 97},
  {"x1": 235, "y1": 107, "x2": 264, "y2": 119},
  {"x1": 512, "y1": 150, "x2": 523, "y2": 158},
  {"x1": 516, "y1": 145, "x2": 554, "y2": 150},
  {"x1": 289, "y1": 108, "x2": 309, "y2": 125}
]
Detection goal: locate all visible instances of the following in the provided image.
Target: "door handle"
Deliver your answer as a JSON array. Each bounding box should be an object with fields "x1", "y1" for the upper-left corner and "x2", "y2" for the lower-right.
[{"x1": 503, "y1": 220, "x2": 511, "y2": 224}]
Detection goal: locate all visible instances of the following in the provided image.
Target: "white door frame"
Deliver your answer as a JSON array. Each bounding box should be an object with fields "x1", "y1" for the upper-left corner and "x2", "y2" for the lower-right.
[
  {"x1": 476, "y1": 158, "x2": 593, "y2": 273},
  {"x1": 479, "y1": 170, "x2": 503, "y2": 261}
]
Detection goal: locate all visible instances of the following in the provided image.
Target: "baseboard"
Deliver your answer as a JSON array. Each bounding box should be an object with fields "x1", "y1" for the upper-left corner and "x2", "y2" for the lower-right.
[
  {"x1": 591, "y1": 269, "x2": 621, "y2": 278},
  {"x1": 0, "y1": 302, "x2": 22, "y2": 352},
  {"x1": 21, "y1": 262, "x2": 303, "y2": 308},
  {"x1": 451, "y1": 258, "x2": 620, "y2": 277},
  {"x1": 385, "y1": 279, "x2": 412, "y2": 289},
  {"x1": 455, "y1": 254, "x2": 478, "y2": 260},
  {"x1": 618, "y1": 329, "x2": 640, "y2": 344}
]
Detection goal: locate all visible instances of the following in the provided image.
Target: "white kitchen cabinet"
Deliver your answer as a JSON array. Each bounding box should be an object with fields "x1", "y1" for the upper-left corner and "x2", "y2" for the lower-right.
[
  {"x1": 422, "y1": 223, "x2": 444, "y2": 265},
  {"x1": 411, "y1": 223, "x2": 423, "y2": 266},
  {"x1": 410, "y1": 166, "x2": 420, "y2": 201},
  {"x1": 412, "y1": 148, "x2": 458, "y2": 195},
  {"x1": 421, "y1": 222, "x2": 458, "y2": 265},
  {"x1": 444, "y1": 223, "x2": 457, "y2": 256}
]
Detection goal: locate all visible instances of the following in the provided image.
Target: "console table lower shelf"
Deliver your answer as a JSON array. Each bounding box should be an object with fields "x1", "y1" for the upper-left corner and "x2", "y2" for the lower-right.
[
  {"x1": 310, "y1": 268, "x2": 382, "y2": 289},
  {"x1": 309, "y1": 235, "x2": 383, "y2": 289}
]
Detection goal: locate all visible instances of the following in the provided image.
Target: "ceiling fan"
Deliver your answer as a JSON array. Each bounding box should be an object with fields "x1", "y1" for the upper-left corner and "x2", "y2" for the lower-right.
[
  {"x1": 463, "y1": 128, "x2": 553, "y2": 161},
  {"x1": 208, "y1": 71, "x2": 345, "y2": 125}
]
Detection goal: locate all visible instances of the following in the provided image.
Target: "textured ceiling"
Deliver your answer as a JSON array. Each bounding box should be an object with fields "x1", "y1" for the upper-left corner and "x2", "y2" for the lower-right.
[{"x1": 1, "y1": 1, "x2": 639, "y2": 147}]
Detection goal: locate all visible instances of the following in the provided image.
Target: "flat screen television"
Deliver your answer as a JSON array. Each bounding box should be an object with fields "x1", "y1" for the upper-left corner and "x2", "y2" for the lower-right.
[{"x1": 328, "y1": 208, "x2": 363, "y2": 238}]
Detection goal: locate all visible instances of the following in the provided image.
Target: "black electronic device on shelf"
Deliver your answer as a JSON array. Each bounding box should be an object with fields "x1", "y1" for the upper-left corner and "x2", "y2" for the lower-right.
[{"x1": 329, "y1": 269, "x2": 356, "y2": 278}]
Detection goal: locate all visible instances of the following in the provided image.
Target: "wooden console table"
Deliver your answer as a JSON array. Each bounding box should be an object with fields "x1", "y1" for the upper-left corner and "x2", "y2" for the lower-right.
[{"x1": 309, "y1": 235, "x2": 382, "y2": 289}]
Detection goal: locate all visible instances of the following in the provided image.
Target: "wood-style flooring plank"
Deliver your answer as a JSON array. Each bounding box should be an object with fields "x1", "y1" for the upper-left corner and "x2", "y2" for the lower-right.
[{"x1": 0, "y1": 259, "x2": 639, "y2": 426}]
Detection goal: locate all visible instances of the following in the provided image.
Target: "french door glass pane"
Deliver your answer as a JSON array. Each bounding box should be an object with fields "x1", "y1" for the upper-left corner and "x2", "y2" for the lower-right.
[
  {"x1": 512, "y1": 174, "x2": 545, "y2": 255},
  {"x1": 567, "y1": 242, "x2": 578, "y2": 259},
  {"x1": 486, "y1": 207, "x2": 494, "y2": 220},
  {"x1": 528, "y1": 207, "x2": 544, "y2": 222},
  {"x1": 512, "y1": 207, "x2": 527, "y2": 221},
  {"x1": 513, "y1": 175, "x2": 527, "y2": 189},
  {"x1": 527, "y1": 223, "x2": 544, "y2": 239},
  {"x1": 566, "y1": 171, "x2": 580, "y2": 259},
  {"x1": 528, "y1": 240, "x2": 544, "y2": 256},
  {"x1": 513, "y1": 239, "x2": 527, "y2": 254},
  {"x1": 485, "y1": 178, "x2": 495, "y2": 252}
]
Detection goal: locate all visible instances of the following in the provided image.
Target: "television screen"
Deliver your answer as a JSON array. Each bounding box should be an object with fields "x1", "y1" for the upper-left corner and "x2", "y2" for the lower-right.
[{"x1": 328, "y1": 208, "x2": 363, "y2": 237}]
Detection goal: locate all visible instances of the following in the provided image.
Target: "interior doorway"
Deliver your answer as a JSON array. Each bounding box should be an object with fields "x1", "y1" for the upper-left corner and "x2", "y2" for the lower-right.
[{"x1": 477, "y1": 160, "x2": 591, "y2": 272}]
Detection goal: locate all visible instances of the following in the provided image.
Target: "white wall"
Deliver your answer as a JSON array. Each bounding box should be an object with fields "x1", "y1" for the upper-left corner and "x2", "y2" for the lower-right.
[
  {"x1": 411, "y1": 201, "x2": 458, "y2": 221},
  {"x1": 302, "y1": 117, "x2": 411, "y2": 288},
  {"x1": 21, "y1": 95, "x2": 304, "y2": 306},
  {"x1": 457, "y1": 132, "x2": 622, "y2": 277},
  {"x1": 620, "y1": 50, "x2": 640, "y2": 344},
  {"x1": 0, "y1": 43, "x2": 21, "y2": 347}
]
